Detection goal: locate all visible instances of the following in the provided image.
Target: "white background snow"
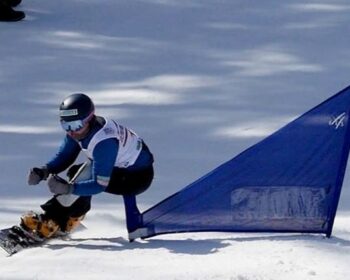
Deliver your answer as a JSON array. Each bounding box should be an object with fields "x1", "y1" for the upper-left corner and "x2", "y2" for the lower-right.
[{"x1": 1, "y1": 0, "x2": 350, "y2": 279}]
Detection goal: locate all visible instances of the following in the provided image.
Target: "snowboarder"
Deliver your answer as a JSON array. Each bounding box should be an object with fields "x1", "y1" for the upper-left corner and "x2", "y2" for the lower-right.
[
  {"x1": 24, "y1": 93, "x2": 154, "y2": 239},
  {"x1": 0, "y1": 0, "x2": 25, "y2": 22}
]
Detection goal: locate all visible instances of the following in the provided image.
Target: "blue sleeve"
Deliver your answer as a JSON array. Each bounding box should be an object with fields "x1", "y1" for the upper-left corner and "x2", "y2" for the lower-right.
[
  {"x1": 72, "y1": 138, "x2": 118, "y2": 196},
  {"x1": 46, "y1": 135, "x2": 81, "y2": 174}
]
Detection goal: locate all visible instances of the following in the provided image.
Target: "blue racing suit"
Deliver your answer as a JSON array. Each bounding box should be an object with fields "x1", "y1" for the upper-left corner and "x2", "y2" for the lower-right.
[
  {"x1": 46, "y1": 116, "x2": 154, "y2": 196},
  {"x1": 41, "y1": 116, "x2": 154, "y2": 232}
]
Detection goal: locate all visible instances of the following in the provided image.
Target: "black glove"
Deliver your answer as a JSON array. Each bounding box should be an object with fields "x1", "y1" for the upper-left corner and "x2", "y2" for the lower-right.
[
  {"x1": 27, "y1": 166, "x2": 49, "y2": 185},
  {"x1": 47, "y1": 175, "x2": 74, "y2": 195}
]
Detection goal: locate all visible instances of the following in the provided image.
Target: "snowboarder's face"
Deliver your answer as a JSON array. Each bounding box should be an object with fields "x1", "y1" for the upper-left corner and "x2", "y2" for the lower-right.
[
  {"x1": 66, "y1": 122, "x2": 90, "y2": 140},
  {"x1": 60, "y1": 112, "x2": 94, "y2": 140}
]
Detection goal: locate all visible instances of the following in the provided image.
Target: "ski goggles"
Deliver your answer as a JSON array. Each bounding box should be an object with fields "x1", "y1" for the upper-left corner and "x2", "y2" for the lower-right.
[
  {"x1": 60, "y1": 112, "x2": 94, "y2": 132},
  {"x1": 60, "y1": 119, "x2": 86, "y2": 132}
]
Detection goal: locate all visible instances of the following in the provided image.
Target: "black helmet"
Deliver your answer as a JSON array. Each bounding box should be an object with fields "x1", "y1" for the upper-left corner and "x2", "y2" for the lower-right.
[{"x1": 59, "y1": 93, "x2": 95, "y2": 122}]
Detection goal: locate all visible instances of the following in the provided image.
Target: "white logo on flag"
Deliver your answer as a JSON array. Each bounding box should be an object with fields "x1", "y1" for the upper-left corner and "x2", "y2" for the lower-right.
[{"x1": 329, "y1": 112, "x2": 347, "y2": 129}]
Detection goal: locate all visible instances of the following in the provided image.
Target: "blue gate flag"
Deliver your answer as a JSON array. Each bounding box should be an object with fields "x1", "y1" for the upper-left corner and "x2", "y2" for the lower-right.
[{"x1": 136, "y1": 85, "x2": 350, "y2": 239}]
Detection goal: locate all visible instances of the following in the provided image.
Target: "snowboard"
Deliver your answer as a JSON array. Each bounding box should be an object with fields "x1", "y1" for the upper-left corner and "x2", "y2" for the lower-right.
[
  {"x1": 0, "y1": 225, "x2": 47, "y2": 256},
  {"x1": 0, "y1": 223, "x2": 87, "y2": 256}
]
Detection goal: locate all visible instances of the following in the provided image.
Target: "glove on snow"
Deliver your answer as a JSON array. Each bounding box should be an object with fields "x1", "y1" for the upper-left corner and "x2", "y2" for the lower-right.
[
  {"x1": 47, "y1": 175, "x2": 74, "y2": 195},
  {"x1": 27, "y1": 166, "x2": 49, "y2": 185}
]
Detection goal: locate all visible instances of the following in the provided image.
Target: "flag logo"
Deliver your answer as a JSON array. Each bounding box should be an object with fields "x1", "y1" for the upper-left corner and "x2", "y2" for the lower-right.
[{"x1": 329, "y1": 112, "x2": 346, "y2": 129}]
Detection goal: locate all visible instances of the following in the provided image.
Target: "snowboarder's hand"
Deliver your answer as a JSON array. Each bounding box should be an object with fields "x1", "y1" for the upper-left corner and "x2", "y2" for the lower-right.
[
  {"x1": 27, "y1": 167, "x2": 49, "y2": 185},
  {"x1": 47, "y1": 175, "x2": 74, "y2": 195}
]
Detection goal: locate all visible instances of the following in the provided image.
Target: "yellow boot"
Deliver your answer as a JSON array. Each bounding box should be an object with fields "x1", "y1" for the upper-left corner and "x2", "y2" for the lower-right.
[
  {"x1": 20, "y1": 211, "x2": 59, "y2": 238},
  {"x1": 65, "y1": 215, "x2": 85, "y2": 233}
]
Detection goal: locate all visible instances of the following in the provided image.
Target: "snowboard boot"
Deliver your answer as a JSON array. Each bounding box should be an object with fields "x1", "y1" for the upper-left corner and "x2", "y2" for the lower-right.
[
  {"x1": 65, "y1": 215, "x2": 85, "y2": 233},
  {"x1": 0, "y1": 0, "x2": 25, "y2": 22},
  {"x1": 20, "y1": 211, "x2": 59, "y2": 238}
]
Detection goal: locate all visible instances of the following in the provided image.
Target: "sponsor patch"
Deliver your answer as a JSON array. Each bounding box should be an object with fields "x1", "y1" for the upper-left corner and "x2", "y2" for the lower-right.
[
  {"x1": 103, "y1": 127, "x2": 114, "y2": 135},
  {"x1": 60, "y1": 109, "x2": 78, "y2": 117}
]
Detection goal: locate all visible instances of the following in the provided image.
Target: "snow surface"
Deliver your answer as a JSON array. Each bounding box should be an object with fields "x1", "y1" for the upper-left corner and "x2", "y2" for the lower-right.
[{"x1": 1, "y1": 0, "x2": 350, "y2": 279}]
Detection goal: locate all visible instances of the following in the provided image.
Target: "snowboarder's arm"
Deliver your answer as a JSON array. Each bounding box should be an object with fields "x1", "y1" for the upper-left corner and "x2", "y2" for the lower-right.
[
  {"x1": 46, "y1": 135, "x2": 81, "y2": 174},
  {"x1": 71, "y1": 138, "x2": 118, "y2": 195}
]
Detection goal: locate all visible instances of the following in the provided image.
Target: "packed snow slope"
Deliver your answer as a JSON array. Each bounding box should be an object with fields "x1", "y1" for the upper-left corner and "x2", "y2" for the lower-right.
[{"x1": 1, "y1": 0, "x2": 350, "y2": 279}]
